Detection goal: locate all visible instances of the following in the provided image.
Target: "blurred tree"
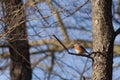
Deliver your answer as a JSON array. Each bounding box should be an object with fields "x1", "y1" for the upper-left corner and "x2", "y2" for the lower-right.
[{"x1": 4, "y1": 0, "x2": 32, "y2": 80}]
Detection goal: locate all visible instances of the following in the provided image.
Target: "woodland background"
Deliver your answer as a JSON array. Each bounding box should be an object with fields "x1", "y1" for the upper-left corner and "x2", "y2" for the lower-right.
[{"x1": 0, "y1": 0, "x2": 120, "y2": 80}]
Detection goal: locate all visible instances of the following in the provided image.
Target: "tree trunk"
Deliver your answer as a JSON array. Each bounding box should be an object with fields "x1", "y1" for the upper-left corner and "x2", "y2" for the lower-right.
[
  {"x1": 92, "y1": 0, "x2": 115, "y2": 80},
  {"x1": 4, "y1": 0, "x2": 32, "y2": 80}
]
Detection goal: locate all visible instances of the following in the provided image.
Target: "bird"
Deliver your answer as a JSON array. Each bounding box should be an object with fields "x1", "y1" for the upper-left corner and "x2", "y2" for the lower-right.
[{"x1": 74, "y1": 42, "x2": 89, "y2": 55}]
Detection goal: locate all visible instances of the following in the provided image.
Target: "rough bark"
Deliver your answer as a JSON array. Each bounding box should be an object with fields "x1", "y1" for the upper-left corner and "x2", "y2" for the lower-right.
[
  {"x1": 92, "y1": 0, "x2": 115, "y2": 80},
  {"x1": 4, "y1": 0, "x2": 32, "y2": 80}
]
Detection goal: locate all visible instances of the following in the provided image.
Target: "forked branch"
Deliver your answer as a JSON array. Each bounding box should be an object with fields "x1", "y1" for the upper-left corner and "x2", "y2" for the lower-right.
[
  {"x1": 115, "y1": 27, "x2": 120, "y2": 37},
  {"x1": 53, "y1": 34, "x2": 92, "y2": 59}
]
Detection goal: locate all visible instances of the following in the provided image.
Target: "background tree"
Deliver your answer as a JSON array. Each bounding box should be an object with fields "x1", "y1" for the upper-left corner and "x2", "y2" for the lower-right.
[{"x1": 3, "y1": 0, "x2": 31, "y2": 80}]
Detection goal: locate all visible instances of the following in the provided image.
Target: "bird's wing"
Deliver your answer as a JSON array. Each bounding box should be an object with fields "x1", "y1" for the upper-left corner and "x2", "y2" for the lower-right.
[{"x1": 79, "y1": 45, "x2": 89, "y2": 54}]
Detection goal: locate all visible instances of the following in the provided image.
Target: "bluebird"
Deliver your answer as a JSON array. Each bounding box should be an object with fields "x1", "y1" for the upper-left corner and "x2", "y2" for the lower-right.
[{"x1": 74, "y1": 42, "x2": 89, "y2": 55}]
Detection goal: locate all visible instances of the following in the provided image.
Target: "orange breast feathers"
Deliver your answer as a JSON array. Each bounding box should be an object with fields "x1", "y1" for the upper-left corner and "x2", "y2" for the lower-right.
[{"x1": 74, "y1": 43, "x2": 87, "y2": 54}]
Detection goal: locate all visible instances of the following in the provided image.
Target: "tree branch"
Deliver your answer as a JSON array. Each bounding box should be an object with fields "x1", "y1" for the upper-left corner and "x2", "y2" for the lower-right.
[
  {"x1": 53, "y1": 34, "x2": 92, "y2": 59},
  {"x1": 0, "y1": 38, "x2": 120, "y2": 58},
  {"x1": 46, "y1": 0, "x2": 69, "y2": 40},
  {"x1": 115, "y1": 27, "x2": 120, "y2": 37}
]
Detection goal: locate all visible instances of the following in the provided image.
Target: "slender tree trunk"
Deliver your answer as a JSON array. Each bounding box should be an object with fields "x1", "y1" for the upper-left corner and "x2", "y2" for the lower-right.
[
  {"x1": 92, "y1": 0, "x2": 115, "y2": 80},
  {"x1": 4, "y1": 0, "x2": 32, "y2": 80}
]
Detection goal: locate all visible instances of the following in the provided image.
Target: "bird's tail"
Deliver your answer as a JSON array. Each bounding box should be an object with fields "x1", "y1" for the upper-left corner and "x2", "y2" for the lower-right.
[{"x1": 85, "y1": 50, "x2": 89, "y2": 55}]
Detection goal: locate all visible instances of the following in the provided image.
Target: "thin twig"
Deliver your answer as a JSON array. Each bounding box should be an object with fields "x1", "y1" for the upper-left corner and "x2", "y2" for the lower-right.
[
  {"x1": 53, "y1": 34, "x2": 69, "y2": 53},
  {"x1": 115, "y1": 27, "x2": 120, "y2": 37},
  {"x1": 52, "y1": 34, "x2": 92, "y2": 59}
]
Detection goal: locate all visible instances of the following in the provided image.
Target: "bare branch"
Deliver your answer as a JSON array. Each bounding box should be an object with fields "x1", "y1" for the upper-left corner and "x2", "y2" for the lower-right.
[
  {"x1": 47, "y1": 52, "x2": 55, "y2": 79},
  {"x1": 53, "y1": 34, "x2": 92, "y2": 59},
  {"x1": 46, "y1": 0, "x2": 69, "y2": 40},
  {"x1": 0, "y1": 39, "x2": 120, "y2": 59},
  {"x1": 115, "y1": 27, "x2": 120, "y2": 37},
  {"x1": 53, "y1": 34, "x2": 69, "y2": 53},
  {"x1": 67, "y1": 0, "x2": 90, "y2": 17}
]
